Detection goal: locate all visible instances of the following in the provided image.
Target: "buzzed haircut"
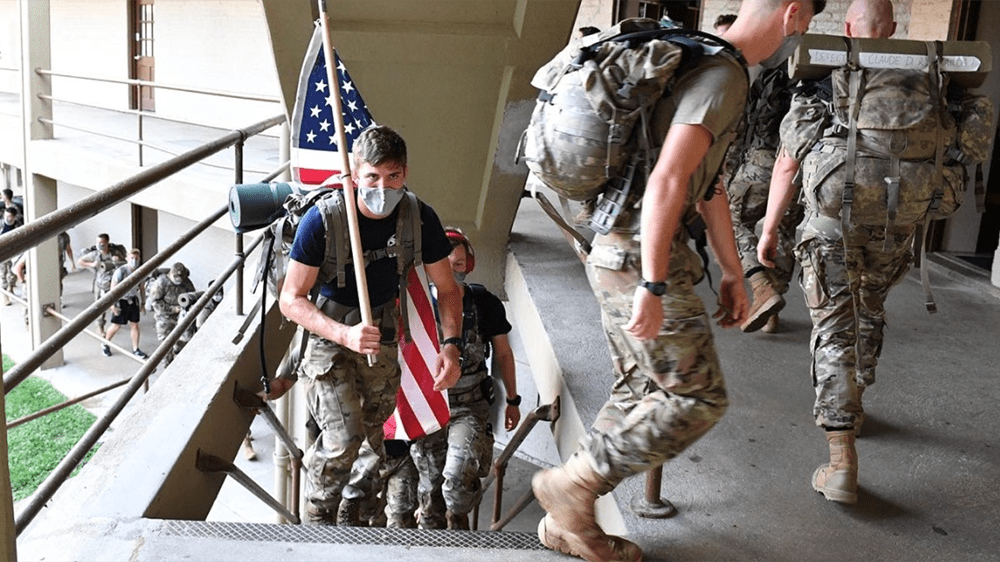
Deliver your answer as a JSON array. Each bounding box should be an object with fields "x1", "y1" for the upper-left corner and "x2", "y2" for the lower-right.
[
  {"x1": 764, "y1": 0, "x2": 825, "y2": 15},
  {"x1": 714, "y1": 14, "x2": 737, "y2": 29},
  {"x1": 353, "y1": 125, "x2": 407, "y2": 169},
  {"x1": 2, "y1": 188, "x2": 12, "y2": 199},
  {"x1": 97, "y1": 233, "x2": 110, "y2": 242}
]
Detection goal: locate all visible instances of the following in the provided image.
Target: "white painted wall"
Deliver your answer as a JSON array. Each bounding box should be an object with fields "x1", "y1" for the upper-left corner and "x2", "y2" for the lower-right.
[
  {"x1": 0, "y1": 0, "x2": 19, "y2": 92},
  {"x1": 58, "y1": 181, "x2": 133, "y2": 259},
  {"x1": 154, "y1": 0, "x2": 283, "y2": 128},
  {"x1": 50, "y1": 0, "x2": 131, "y2": 109},
  {"x1": 0, "y1": 0, "x2": 282, "y2": 125}
]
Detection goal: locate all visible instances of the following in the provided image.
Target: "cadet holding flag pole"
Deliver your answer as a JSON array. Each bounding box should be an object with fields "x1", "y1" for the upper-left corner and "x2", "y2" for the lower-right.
[{"x1": 267, "y1": 0, "x2": 464, "y2": 526}]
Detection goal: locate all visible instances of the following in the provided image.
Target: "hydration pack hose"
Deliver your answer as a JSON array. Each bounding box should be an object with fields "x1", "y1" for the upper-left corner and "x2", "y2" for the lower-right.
[{"x1": 258, "y1": 229, "x2": 275, "y2": 395}]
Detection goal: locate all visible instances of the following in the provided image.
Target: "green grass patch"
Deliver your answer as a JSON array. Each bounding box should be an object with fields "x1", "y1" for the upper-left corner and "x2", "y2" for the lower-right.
[{"x1": 4, "y1": 355, "x2": 99, "y2": 501}]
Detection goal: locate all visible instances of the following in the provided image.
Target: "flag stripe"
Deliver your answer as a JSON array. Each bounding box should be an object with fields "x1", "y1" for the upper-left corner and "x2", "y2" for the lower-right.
[
  {"x1": 406, "y1": 268, "x2": 450, "y2": 423},
  {"x1": 387, "y1": 268, "x2": 450, "y2": 440}
]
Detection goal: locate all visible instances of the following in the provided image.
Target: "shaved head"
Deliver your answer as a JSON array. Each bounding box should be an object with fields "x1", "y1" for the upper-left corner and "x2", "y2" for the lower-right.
[{"x1": 845, "y1": 0, "x2": 896, "y2": 39}]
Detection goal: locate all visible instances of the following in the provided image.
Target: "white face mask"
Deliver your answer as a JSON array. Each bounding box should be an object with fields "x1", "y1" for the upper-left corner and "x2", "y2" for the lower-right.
[
  {"x1": 128, "y1": 258, "x2": 140, "y2": 269},
  {"x1": 3, "y1": 215, "x2": 14, "y2": 226},
  {"x1": 358, "y1": 186, "x2": 406, "y2": 217},
  {"x1": 453, "y1": 271, "x2": 468, "y2": 284}
]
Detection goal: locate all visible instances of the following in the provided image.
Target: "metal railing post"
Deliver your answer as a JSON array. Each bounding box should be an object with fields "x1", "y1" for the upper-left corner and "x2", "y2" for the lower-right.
[
  {"x1": 631, "y1": 465, "x2": 676, "y2": 519},
  {"x1": 137, "y1": 107, "x2": 144, "y2": 166},
  {"x1": 235, "y1": 135, "x2": 245, "y2": 315},
  {"x1": 478, "y1": 397, "x2": 560, "y2": 531}
]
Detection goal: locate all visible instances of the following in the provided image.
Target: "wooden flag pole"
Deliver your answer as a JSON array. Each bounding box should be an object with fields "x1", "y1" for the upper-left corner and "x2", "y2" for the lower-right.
[{"x1": 317, "y1": 0, "x2": 376, "y2": 365}]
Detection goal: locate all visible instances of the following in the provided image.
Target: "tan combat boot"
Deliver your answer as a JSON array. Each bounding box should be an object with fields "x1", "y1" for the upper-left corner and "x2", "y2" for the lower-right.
[
  {"x1": 337, "y1": 497, "x2": 363, "y2": 526},
  {"x1": 241, "y1": 432, "x2": 257, "y2": 461},
  {"x1": 812, "y1": 430, "x2": 858, "y2": 504},
  {"x1": 741, "y1": 271, "x2": 785, "y2": 333},
  {"x1": 305, "y1": 501, "x2": 337, "y2": 525},
  {"x1": 446, "y1": 510, "x2": 470, "y2": 530},
  {"x1": 532, "y1": 453, "x2": 643, "y2": 562},
  {"x1": 761, "y1": 314, "x2": 780, "y2": 333}
]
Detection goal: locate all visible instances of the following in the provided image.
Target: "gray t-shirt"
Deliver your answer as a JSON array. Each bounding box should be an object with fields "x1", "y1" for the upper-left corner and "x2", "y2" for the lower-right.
[{"x1": 649, "y1": 51, "x2": 748, "y2": 207}]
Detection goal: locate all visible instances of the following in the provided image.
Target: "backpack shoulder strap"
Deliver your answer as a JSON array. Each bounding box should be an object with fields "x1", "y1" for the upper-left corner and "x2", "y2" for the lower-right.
[
  {"x1": 394, "y1": 191, "x2": 423, "y2": 343},
  {"x1": 405, "y1": 191, "x2": 422, "y2": 268},
  {"x1": 314, "y1": 190, "x2": 347, "y2": 288}
]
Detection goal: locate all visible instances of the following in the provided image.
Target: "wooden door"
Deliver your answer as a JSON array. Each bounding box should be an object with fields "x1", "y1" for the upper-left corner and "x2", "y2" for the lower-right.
[{"x1": 132, "y1": 0, "x2": 155, "y2": 111}]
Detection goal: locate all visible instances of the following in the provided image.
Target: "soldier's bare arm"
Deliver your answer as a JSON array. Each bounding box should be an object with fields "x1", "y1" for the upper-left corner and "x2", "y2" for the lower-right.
[
  {"x1": 625, "y1": 123, "x2": 711, "y2": 341},
  {"x1": 424, "y1": 257, "x2": 462, "y2": 391},
  {"x1": 491, "y1": 333, "x2": 520, "y2": 430},
  {"x1": 697, "y1": 191, "x2": 748, "y2": 327},
  {"x1": 279, "y1": 258, "x2": 378, "y2": 355},
  {"x1": 758, "y1": 148, "x2": 800, "y2": 268}
]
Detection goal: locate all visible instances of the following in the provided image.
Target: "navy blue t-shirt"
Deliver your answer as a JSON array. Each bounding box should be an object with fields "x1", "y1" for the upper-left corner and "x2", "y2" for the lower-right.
[{"x1": 288, "y1": 192, "x2": 452, "y2": 307}]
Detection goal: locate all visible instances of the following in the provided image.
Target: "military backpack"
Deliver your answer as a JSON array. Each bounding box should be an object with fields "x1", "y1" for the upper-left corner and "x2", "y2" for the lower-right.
[
  {"x1": 518, "y1": 18, "x2": 746, "y2": 238},
  {"x1": 789, "y1": 35, "x2": 994, "y2": 311}
]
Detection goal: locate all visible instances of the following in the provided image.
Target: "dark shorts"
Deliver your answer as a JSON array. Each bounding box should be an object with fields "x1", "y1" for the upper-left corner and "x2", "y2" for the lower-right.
[{"x1": 110, "y1": 298, "x2": 140, "y2": 325}]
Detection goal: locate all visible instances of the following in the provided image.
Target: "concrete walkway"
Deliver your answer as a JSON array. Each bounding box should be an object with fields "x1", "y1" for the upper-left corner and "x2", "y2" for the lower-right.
[{"x1": 509, "y1": 198, "x2": 1000, "y2": 562}]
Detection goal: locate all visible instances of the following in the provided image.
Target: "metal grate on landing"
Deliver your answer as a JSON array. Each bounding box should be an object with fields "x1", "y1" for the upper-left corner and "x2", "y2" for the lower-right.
[{"x1": 160, "y1": 520, "x2": 547, "y2": 550}]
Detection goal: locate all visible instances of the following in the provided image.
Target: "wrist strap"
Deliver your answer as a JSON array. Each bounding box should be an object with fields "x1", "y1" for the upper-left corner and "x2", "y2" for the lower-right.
[{"x1": 441, "y1": 336, "x2": 463, "y2": 349}]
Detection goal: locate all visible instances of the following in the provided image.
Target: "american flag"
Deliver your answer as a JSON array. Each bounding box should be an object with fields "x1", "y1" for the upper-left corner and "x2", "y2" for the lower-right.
[
  {"x1": 291, "y1": 21, "x2": 449, "y2": 441},
  {"x1": 290, "y1": 23, "x2": 375, "y2": 186},
  {"x1": 384, "y1": 267, "x2": 451, "y2": 441}
]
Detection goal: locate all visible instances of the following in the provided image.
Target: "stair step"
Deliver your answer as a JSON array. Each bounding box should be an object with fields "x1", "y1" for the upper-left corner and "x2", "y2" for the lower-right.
[{"x1": 160, "y1": 519, "x2": 547, "y2": 550}]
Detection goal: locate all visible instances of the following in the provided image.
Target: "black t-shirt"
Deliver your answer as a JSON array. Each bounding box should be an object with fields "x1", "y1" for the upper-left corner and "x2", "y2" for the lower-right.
[
  {"x1": 289, "y1": 192, "x2": 452, "y2": 307},
  {"x1": 467, "y1": 283, "x2": 512, "y2": 341}
]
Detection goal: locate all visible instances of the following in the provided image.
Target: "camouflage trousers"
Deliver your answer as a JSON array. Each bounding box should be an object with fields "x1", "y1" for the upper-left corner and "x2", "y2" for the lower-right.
[
  {"x1": 344, "y1": 439, "x2": 418, "y2": 528},
  {"x1": 153, "y1": 314, "x2": 179, "y2": 366},
  {"x1": 1, "y1": 259, "x2": 16, "y2": 293},
  {"x1": 796, "y1": 214, "x2": 916, "y2": 429},
  {"x1": 95, "y1": 288, "x2": 111, "y2": 334},
  {"x1": 727, "y1": 147, "x2": 804, "y2": 293},
  {"x1": 410, "y1": 394, "x2": 494, "y2": 528},
  {"x1": 299, "y1": 335, "x2": 401, "y2": 520},
  {"x1": 381, "y1": 445, "x2": 419, "y2": 528},
  {"x1": 581, "y1": 231, "x2": 729, "y2": 485}
]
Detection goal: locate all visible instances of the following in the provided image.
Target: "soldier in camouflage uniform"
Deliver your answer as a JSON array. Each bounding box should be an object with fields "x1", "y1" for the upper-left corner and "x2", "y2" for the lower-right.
[
  {"x1": 725, "y1": 65, "x2": 805, "y2": 333},
  {"x1": 409, "y1": 227, "x2": 520, "y2": 530},
  {"x1": 77, "y1": 233, "x2": 127, "y2": 336},
  {"x1": 146, "y1": 262, "x2": 196, "y2": 367},
  {"x1": 2, "y1": 206, "x2": 22, "y2": 305},
  {"x1": 57, "y1": 231, "x2": 75, "y2": 298},
  {"x1": 345, "y1": 438, "x2": 419, "y2": 528},
  {"x1": 758, "y1": 0, "x2": 991, "y2": 505},
  {"x1": 531, "y1": 3, "x2": 823, "y2": 560},
  {"x1": 262, "y1": 126, "x2": 463, "y2": 527}
]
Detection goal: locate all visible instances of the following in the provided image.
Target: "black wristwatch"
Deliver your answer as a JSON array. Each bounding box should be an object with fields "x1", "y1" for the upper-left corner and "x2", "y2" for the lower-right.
[
  {"x1": 441, "y1": 337, "x2": 463, "y2": 350},
  {"x1": 506, "y1": 394, "x2": 522, "y2": 407},
  {"x1": 639, "y1": 278, "x2": 667, "y2": 296}
]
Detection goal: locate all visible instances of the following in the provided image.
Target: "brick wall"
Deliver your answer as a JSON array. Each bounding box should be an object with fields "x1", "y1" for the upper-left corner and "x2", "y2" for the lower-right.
[{"x1": 699, "y1": 0, "x2": 932, "y2": 39}]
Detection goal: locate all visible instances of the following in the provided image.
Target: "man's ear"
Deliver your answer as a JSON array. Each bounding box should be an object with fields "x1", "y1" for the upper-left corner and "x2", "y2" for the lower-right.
[{"x1": 780, "y1": 1, "x2": 800, "y2": 35}]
